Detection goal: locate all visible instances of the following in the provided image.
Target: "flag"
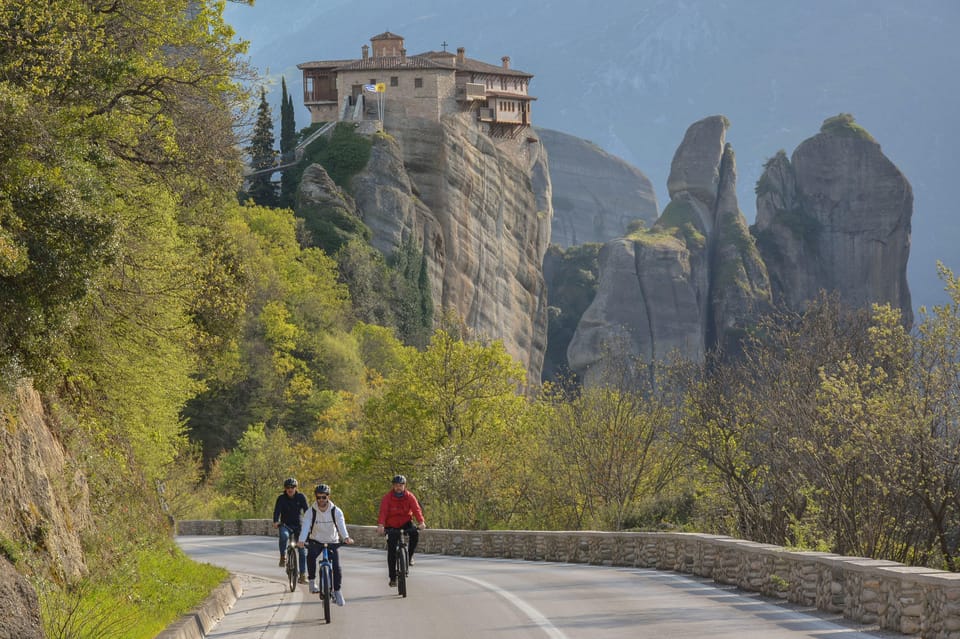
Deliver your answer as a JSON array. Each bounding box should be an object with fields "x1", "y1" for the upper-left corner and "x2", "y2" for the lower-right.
[{"x1": 363, "y1": 84, "x2": 377, "y2": 93}]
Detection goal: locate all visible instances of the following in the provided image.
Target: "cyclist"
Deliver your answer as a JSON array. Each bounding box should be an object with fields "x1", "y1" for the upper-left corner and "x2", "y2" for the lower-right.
[
  {"x1": 376, "y1": 474, "x2": 425, "y2": 587},
  {"x1": 272, "y1": 477, "x2": 308, "y2": 583},
  {"x1": 298, "y1": 483, "x2": 354, "y2": 605}
]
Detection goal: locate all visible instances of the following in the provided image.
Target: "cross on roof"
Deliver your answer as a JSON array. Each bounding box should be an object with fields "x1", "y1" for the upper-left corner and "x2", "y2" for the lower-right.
[{"x1": 441, "y1": 40, "x2": 448, "y2": 52}]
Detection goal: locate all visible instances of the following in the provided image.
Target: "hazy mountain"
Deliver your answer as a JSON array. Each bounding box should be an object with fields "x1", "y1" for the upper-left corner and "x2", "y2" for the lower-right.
[{"x1": 224, "y1": 0, "x2": 959, "y2": 311}]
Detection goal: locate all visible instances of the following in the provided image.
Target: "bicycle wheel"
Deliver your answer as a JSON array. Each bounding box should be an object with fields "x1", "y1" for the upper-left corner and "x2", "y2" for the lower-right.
[
  {"x1": 396, "y1": 546, "x2": 407, "y2": 598},
  {"x1": 286, "y1": 546, "x2": 298, "y2": 592},
  {"x1": 320, "y1": 565, "x2": 332, "y2": 623}
]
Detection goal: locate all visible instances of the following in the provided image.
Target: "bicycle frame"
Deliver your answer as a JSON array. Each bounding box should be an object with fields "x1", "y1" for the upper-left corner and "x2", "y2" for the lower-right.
[
  {"x1": 313, "y1": 542, "x2": 335, "y2": 623},
  {"x1": 385, "y1": 528, "x2": 409, "y2": 598},
  {"x1": 279, "y1": 524, "x2": 300, "y2": 592}
]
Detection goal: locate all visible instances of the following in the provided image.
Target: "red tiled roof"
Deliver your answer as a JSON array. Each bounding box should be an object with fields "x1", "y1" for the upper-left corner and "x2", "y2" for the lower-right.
[
  {"x1": 298, "y1": 59, "x2": 357, "y2": 70},
  {"x1": 297, "y1": 39, "x2": 533, "y2": 77},
  {"x1": 413, "y1": 51, "x2": 533, "y2": 77},
  {"x1": 371, "y1": 31, "x2": 404, "y2": 40},
  {"x1": 333, "y1": 56, "x2": 450, "y2": 71}
]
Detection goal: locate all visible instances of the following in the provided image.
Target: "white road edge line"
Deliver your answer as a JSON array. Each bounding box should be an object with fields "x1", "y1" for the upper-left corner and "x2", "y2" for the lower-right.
[{"x1": 446, "y1": 573, "x2": 571, "y2": 639}]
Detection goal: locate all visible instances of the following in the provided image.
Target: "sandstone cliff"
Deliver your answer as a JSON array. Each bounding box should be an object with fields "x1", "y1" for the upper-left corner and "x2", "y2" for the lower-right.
[
  {"x1": 536, "y1": 127, "x2": 658, "y2": 246},
  {"x1": 568, "y1": 116, "x2": 771, "y2": 384},
  {"x1": 753, "y1": 114, "x2": 913, "y2": 326},
  {"x1": 300, "y1": 115, "x2": 551, "y2": 381}
]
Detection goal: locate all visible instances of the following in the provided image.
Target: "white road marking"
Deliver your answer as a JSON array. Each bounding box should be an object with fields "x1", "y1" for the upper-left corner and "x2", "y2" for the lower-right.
[{"x1": 444, "y1": 572, "x2": 571, "y2": 639}]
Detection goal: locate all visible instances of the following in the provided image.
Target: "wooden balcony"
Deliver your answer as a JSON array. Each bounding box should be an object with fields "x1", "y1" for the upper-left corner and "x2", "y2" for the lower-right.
[{"x1": 457, "y1": 82, "x2": 487, "y2": 101}]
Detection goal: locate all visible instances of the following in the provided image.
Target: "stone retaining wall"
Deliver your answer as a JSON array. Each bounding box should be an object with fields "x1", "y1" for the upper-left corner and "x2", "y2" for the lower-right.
[{"x1": 176, "y1": 520, "x2": 958, "y2": 638}]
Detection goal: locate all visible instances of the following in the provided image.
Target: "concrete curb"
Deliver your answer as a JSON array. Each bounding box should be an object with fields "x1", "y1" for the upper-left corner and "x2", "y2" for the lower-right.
[{"x1": 155, "y1": 574, "x2": 243, "y2": 639}]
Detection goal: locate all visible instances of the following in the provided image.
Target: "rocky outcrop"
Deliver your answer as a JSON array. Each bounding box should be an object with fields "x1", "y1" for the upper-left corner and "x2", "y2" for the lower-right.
[
  {"x1": 0, "y1": 557, "x2": 43, "y2": 639},
  {"x1": 569, "y1": 116, "x2": 771, "y2": 384},
  {"x1": 753, "y1": 114, "x2": 913, "y2": 326},
  {"x1": 0, "y1": 380, "x2": 91, "y2": 632},
  {"x1": 536, "y1": 128, "x2": 658, "y2": 246},
  {"x1": 315, "y1": 115, "x2": 551, "y2": 381}
]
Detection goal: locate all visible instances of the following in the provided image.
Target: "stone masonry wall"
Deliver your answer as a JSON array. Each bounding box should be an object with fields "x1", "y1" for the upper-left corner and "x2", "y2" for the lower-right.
[{"x1": 176, "y1": 520, "x2": 960, "y2": 638}]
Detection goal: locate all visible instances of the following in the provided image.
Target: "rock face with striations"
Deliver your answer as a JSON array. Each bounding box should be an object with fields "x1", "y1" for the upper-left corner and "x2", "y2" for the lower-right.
[
  {"x1": 0, "y1": 380, "x2": 91, "y2": 633},
  {"x1": 536, "y1": 127, "x2": 658, "y2": 246},
  {"x1": 753, "y1": 114, "x2": 913, "y2": 326},
  {"x1": 568, "y1": 115, "x2": 771, "y2": 384},
  {"x1": 300, "y1": 114, "x2": 551, "y2": 381}
]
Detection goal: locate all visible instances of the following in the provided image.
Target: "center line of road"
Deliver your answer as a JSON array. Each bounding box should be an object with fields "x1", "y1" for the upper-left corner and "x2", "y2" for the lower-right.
[{"x1": 445, "y1": 573, "x2": 570, "y2": 639}]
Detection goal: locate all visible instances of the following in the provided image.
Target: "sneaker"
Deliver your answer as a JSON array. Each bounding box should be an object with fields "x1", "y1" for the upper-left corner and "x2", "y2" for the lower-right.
[
  {"x1": 309, "y1": 579, "x2": 318, "y2": 593},
  {"x1": 389, "y1": 579, "x2": 397, "y2": 587},
  {"x1": 408, "y1": 557, "x2": 415, "y2": 566},
  {"x1": 298, "y1": 574, "x2": 307, "y2": 584},
  {"x1": 279, "y1": 556, "x2": 286, "y2": 567},
  {"x1": 333, "y1": 590, "x2": 345, "y2": 606}
]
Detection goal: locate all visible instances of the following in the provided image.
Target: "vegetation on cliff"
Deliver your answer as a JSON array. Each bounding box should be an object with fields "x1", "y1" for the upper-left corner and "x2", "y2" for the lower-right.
[{"x1": 3, "y1": 1, "x2": 960, "y2": 636}]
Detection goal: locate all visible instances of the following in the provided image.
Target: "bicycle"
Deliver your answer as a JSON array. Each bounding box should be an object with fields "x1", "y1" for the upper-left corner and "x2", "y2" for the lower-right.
[
  {"x1": 385, "y1": 527, "x2": 410, "y2": 598},
  {"x1": 310, "y1": 541, "x2": 337, "y2": 623},
  {"x1": 279, "y1": 524, "x2": 300, "y2": 592}
]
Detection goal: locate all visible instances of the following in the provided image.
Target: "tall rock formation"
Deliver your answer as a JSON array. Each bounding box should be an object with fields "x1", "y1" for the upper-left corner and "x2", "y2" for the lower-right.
[
  {"x1": 302, "y1": 114, "x2": 551, "y2": 381},
  {"x1": 568, "y1": 116, "x2": 771, "y2": 385},
  {"x1": 753, "y1": 114, "x2": 913, "y2": 326},
  {"x1": 536, "y1": 128, "x2": 658, "y2": 246}
]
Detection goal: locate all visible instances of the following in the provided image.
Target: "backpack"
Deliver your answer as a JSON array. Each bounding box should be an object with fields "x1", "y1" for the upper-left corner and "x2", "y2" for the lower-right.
[{"x1": 306, "y1": 504, "x2": 347, "y2": 542}]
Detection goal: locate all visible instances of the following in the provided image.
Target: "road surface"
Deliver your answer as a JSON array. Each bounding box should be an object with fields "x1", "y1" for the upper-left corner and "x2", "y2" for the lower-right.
[{"x1": 176, "y1": 535, "x2": 898, "y2": 638}]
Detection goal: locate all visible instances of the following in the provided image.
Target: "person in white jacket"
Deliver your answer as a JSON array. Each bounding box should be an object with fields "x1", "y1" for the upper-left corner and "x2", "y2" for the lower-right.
[{"x1": 297, "y1": 483, "x2": 354, "y2": 605}]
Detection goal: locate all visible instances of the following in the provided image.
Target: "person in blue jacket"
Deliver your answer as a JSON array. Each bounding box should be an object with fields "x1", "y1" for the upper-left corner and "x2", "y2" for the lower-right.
[{"x1": 273, "y1": 477, "x2": 308, "y2": 582}]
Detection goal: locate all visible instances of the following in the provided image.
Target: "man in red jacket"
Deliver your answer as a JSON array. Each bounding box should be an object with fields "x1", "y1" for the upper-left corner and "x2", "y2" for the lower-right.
[{"x1": 377, "y1": 474, "x2": 426, "y2": 587}]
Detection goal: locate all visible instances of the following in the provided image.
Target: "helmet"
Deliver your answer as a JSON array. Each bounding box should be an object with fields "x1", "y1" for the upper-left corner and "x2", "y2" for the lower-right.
[
  {"x1": 391, "y1": 474, "x2": 407, "y2": 484},
  {"x1": 314, "y1": 483, "x2": 331, "y2": 495},
  {"x1": 283, "y1": 478, "x2": 298, "y2": 488}
]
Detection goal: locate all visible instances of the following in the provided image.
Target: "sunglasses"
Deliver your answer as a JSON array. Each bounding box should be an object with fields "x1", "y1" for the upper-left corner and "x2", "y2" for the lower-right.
[{"x1": 316, "y1": 494, "x2": 329, "y2": 499}]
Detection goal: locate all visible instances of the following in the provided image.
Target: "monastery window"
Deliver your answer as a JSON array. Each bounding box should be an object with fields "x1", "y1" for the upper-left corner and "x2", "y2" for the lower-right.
[
  {"x1": 415, "y1": 77, "x2": 423, "y2": 88},
  {"x1": 390, "y1": 76, "x2": 398, "y2": 87},
  {"x1": 305, "y1": 77, "x2": 314, "y2": 93}
]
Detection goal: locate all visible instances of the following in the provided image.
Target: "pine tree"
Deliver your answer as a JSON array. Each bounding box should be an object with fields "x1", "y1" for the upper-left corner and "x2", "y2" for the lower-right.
[
  {"x1": 279, "y1": 77, "x2": 298, "y2": 209},
  {"x1": 246, "y1": 86, "x2": 278, "y2": 206}
]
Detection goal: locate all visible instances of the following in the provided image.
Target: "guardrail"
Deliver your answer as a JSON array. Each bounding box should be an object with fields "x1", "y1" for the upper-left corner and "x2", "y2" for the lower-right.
[{"x1": 176, "y1": 519, "x2": 960, "y2": 637}]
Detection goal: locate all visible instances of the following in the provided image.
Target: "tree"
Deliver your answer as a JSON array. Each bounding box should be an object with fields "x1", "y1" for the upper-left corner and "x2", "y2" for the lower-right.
[
  {"x1": 352, "y1": 326, "x2": 531, "y2": 528},
  {"x1": 541, "y1": 348, "x2": 686, "y2": 530},
  {"x1": 279, "y1": 77, "x2": 298, "y2": 209},
  {"x1": 245, "y1": 87, "x2": 278, "y2": 206}
]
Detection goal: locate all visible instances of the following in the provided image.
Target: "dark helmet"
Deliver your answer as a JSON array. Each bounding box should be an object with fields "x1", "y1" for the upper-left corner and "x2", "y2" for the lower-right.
[
  {"x1": 391, "y1": 474, "x2": 407, "y2": 484},
  {"x1": 314, "y1": 483, "x2": 331, "y2": 495},
  {"x1": 283, "y1": 478, "x2": 298, "y2": 488}
]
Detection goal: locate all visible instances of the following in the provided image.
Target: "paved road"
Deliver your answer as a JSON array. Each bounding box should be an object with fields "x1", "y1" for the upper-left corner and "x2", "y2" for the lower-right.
[{"x1": 176, "y1": 535, "x2": 898, "y2": 638}]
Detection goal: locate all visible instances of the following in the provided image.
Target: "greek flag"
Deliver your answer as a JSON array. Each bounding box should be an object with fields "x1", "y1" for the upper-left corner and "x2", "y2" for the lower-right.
[{"x1": 363, "y1": 84, "x2": 377, "y2": 93}]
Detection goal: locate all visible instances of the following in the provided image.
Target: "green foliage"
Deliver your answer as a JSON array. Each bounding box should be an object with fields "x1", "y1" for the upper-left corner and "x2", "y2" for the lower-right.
[
  {"x1": 211, "y1": 423, "x2": 295, "y2": 518},
  {"x1": 183, "y1": 202, "x2": 362, "y2": 456},
  {"x1": 754, "y1": 150, "x2": 790, "y2": 196},
  {"x1": 820, "y1": 113, "x2": 877, "y2": 143},
  {"x1": 279, "y1": 77, "x2": 298, "y2": 209},
  {"x1": 348, "y1": 327, "x2": 530, "y2": 528},
  {"x1": 775, "y1": 208, "x2": 822, "y2": 244},
  {"x1": 300, "y1": 122, "x2": 373, "y2": 189},
  {"x1": 245, "y1": 87, "x2": 278, "y2": 206},
  {"x1": 542, "y1": 243, "x2": 600, "y2": 382},
  {"x1": 337, "y1": 239, "x2": 433, "y2": 347},
  {"x1": 648, "y1": 199, "x2": 706, "y2": 250},
  {"x1": 39, "y1": 544, "x2": 227, "y2": 639}
]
